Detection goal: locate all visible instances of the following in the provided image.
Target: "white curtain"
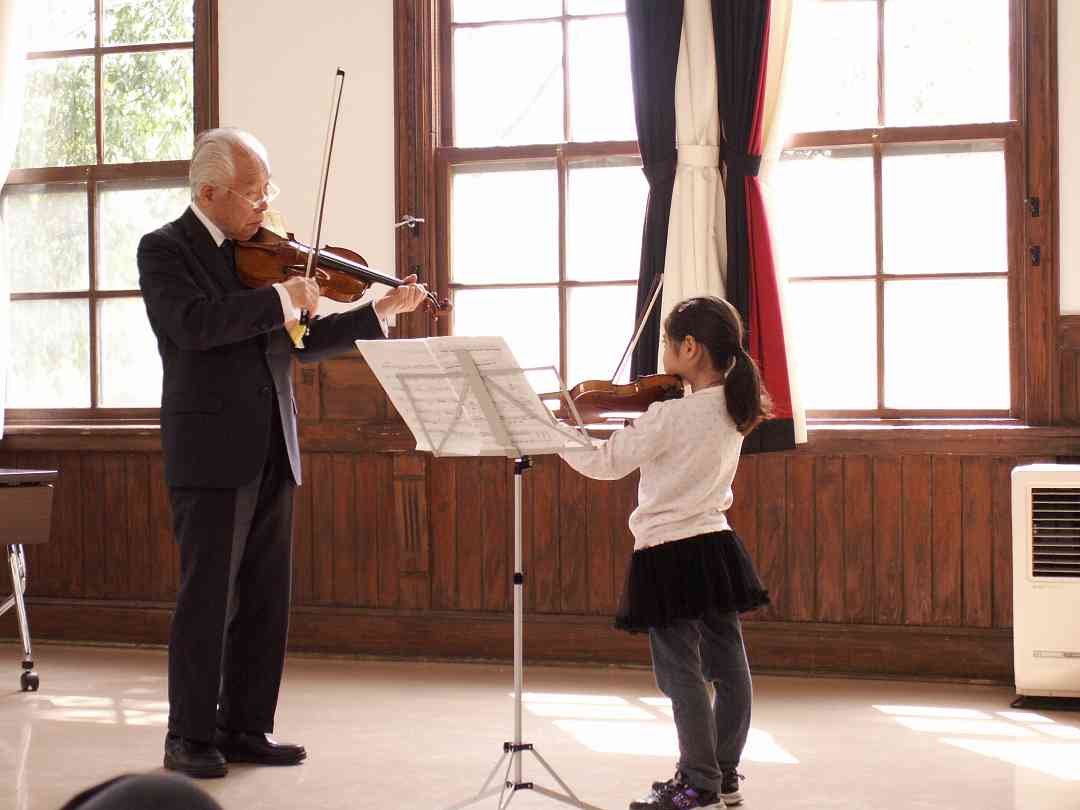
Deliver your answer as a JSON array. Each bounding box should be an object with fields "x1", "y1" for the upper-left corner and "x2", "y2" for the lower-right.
[
  {"x1": 756, "y1": 0, "x2": 806, "y2": 444},
  {"x1": 657, "y1": 0, "x2": 726, "y2": 371},
  {"x1": 0, "y1": 0, "x2": 29, "y2": 438}
]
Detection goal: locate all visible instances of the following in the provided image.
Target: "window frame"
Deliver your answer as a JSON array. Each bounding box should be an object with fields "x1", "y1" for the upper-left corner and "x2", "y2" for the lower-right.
[
  {"x1": 781, "y1": 0, "x2": 1023, "y2": 419},
  {"x1": 432, "y1": 2, "x2": 643, "y2": 388},
  {"x1": 399, "y1": 0, "x2": 1059, "y2": 432},
  {"x1": 2, "y1": 0, "x2": 219, "y2": 426}
]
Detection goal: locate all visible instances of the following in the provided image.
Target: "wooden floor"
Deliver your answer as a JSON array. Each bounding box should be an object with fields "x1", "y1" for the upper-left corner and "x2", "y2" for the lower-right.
[{"x1": 1, "y1": 643, "x2": 1077, "y2": 810}]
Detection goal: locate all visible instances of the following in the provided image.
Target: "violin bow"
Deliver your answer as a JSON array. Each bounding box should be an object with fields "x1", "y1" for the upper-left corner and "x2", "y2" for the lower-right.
[
  {"x1": 610, "y1": 273, "x2": 665, "y2": 384},
  {"x1": 291, "y1": 67, "x2": 347, "y2": 349}
]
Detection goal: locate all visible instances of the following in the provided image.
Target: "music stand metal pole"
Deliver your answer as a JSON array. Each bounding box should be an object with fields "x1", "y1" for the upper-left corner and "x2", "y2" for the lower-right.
[{"x1": 441, "y1": 353, "x2": 601, "y2": 810}]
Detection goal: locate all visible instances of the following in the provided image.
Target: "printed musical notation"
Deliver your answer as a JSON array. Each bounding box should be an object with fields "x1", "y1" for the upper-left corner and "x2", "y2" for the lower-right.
[{"x1": 356, "y1": 336, "x2": 588, "y2": 458}]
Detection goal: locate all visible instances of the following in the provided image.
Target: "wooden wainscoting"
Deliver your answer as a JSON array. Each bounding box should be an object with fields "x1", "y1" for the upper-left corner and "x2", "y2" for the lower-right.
[
  {"x1": 0, "y1": 434, "x2": 1067, "y2": 683},
  {"x1": 1060, "y1": 313, "x2": 1080, "y2": 423}
]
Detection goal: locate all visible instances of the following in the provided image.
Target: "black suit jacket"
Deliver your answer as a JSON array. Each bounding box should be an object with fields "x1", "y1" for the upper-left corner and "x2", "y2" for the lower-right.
[{"x1": 138, "y1": 207, "x2": 386, "y2": 488}]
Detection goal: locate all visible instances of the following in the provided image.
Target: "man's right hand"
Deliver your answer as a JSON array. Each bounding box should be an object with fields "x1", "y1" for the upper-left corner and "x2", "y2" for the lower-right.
[{"x1": 282, "y1": 276, "x2": 320, "y2": 316}]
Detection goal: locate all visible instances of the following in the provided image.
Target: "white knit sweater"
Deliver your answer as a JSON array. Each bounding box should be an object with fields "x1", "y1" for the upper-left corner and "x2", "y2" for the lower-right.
[{"x1": 558, "y1": 385, "x2": 744, "y2": 550}]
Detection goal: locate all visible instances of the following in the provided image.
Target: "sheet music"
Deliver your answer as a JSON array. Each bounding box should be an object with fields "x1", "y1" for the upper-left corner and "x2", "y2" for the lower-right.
[{"x1": 357, "y1": 336, "x2": 588, "y2": 457}]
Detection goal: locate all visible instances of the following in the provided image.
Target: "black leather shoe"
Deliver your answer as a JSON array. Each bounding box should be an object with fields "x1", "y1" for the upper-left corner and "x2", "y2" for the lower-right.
[
  {"x1": 213, "y1": 729, "x2": 307, "y2": 766},
  {"x1": 163, "y1": 733, "x2": 228, "y2": 778}
]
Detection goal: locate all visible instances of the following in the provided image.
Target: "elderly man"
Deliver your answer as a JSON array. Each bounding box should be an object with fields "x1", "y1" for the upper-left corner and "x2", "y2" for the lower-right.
[{"x1": 138, "y1": 128, "x2": 427, "y2": 778}]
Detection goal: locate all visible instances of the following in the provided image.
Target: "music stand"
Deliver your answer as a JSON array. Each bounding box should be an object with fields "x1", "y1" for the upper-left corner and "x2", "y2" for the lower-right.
[{"x1": 357, "y1": 337, "x2": 600, "y2": 810}]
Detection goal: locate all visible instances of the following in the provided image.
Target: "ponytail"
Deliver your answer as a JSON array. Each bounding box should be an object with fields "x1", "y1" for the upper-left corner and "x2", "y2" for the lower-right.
[
  {"x1": 725, "y1": 347, "x2": 772, "y2": 435},
  {"x1": 663, "y1": 296, "x2": 773, "y2": 436}
]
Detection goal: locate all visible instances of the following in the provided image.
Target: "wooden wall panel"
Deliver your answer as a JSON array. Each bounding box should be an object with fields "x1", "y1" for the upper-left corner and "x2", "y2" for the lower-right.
[
  {"x1": 480, "y1": 458, "x2": 509, "y2": 612},
  {"x1": 530, "y1": 456, "x2": 562, "y2": 613},
  {"x1": 559, "y1": 466, "x2": 589, "y2": 613},
  {"x1": 814, "y1": 456, "x2": 844, "y2": 622},
  {"x1": 373, "y1": 454, "x2": 398, "y2": 608},
  {"x1": 786, "y1": 456, "x2": 815, "y2": 622},
  {"x1": 843, "y1": 456, "x2": 874, "y2": 623},
  {"x1": 360, "y1": 455, "x2": 384, "y2": 607},
  {"x1": 962, "y1": 458, "x2": 994, "y2": 629},
  {"x1": 901, "y1": 455, "x2": 933, "y2": 625},
  {"x1": 310, "y1": 454, "x2": 335, "y2": 604},
  {"x1": 429, "y1": 456, "x2": 457, "y2": 609},
  {"x1": 873, "y1": 457, "x2": 903, "y2": 624},
  {"x1": 992, "y1": 458, "x2": 1015, "y2": 629},
  {"x1": 455, "y1": 459, "x2": 483, "y2": 611},
  {"x1": 755, "y1": 455, "x2": 787, "y2": 622},
  {"x1": 6, "y1": 437, "x2": 1078, "y2": 681},
  {"x1": 332, "y1": 453, "x2": 358, "y2": 605},
  {"x1": 931, "y1": 457, "x2": 964, "y2": 626},
  {"x1": 125, "y1": 454, "x2": 151, "y2": 601},
  {"x1": 587, "y1": 476, "x2": 614, "y2": 615}
]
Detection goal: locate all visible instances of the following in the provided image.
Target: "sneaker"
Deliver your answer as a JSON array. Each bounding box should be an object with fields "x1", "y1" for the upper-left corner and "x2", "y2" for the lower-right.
[
  {"x1": 629, "y1": 776, "x2": 721, "y2": 810},
  {"x1": 719, "y1": 769, "x2": 744, "y2": 807}
]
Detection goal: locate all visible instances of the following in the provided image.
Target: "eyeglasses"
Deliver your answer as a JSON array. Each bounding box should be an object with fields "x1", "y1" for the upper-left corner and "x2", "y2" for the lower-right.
[{"x1": 219, "y1": 180, "x2": 280, "y2": 210}]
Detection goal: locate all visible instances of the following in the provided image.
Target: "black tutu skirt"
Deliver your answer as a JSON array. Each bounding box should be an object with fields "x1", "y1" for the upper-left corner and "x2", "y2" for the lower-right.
[{"x1": 614, "y1": 530, "x2": 770, "y2": 633}]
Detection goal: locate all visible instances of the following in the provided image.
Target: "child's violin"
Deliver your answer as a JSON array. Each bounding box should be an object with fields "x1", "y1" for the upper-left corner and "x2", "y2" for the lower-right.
[
  {"x1": 541, "y1": 373, "x2": 684, "y2": 427},
  {"x1": 234, "y1": 226, "x2": 450, "y2": 317}
]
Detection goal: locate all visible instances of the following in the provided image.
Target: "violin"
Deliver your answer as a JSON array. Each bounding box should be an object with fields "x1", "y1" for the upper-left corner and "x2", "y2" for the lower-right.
[
  {"x1": 540, "y1": 272, "x2": 682, "y2": 429},
  {"x1": 234, "y1": 226, "x2": 450, "y2": 317},
  {"x1": 541, "y1": 374, "x2": 684, "y2": 427}
]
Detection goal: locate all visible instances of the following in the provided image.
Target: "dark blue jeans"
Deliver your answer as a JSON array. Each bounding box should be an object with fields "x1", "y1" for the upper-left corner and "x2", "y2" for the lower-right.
[{"x1": 648, "y1": 609, "x2": 752, "y2": 793}]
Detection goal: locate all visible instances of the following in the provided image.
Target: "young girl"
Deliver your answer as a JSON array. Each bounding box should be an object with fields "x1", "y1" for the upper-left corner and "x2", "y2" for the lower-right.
[{"x1": 559, "y1": 296, "x2": 770, "y2": 810}]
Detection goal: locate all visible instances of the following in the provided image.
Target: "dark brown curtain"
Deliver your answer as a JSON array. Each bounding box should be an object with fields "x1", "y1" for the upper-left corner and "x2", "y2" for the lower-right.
[
  {"x1": 626, "y1": 0, "x2": 684, "y2": 378},
  {"x1": 713, "y1": 0, "x2": 796, "y2": 453}
]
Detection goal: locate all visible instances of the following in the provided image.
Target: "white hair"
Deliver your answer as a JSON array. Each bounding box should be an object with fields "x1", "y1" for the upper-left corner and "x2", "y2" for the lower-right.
[{"x1": 189, "y1": 128, "x2": 270, "y2": 201}]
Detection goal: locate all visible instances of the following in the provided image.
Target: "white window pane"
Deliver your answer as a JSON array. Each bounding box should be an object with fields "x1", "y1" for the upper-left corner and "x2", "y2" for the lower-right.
[
  {"x1": 2, "y1": 184, "x2": 89, "y2": 293},
  {"x1": 103, "y1": 50, "x2": 194, "y2": 164},
  {"x1": 566, "y1": 159, "x2": 646, "y2": 282},
  {"x1": 882, "y1": 143, "x2": 1007, "y2": 275},
  {"x1": 28, "y1": 0, "x2": 94, "y2": 52},
  {"x1": 885, "y1": 0, "x2": 1009, "y2": 126},
  {"x1": 784, "y1": 0, "x2": 877, "y2": 132},
  {"x1": 774, "y1": 148, "x2": 875, "y2": 278},
  {"x1": 9, "y1": 300, "x2": 90, "y2": 408},
  {"x1": 884, "y1": 279, "x2": 1009, "y2": 410},
  {"x1": 454, "y1": 23, "x2": 563, "y2": 147},
  {"x1": 453, "y1": 0, "x2": 560, "y2": 23},
  {"x1": 786, "y1": 280, "x2": 876, "y2": 410},
  {"x1": 14, "y1": 56, "x2": 96, "y2": 169},
  {"x1": 99, "y1": 182, "x2": 190, "y2": 290},
  {"x1": 452, "y1": 288, "x2": 559, "y2": 371},
  {"x1": 104, "y1": 0, "x2": 194, "y2": 45},
  {"x1": 567, "y1": 285, "x2": 636, "y2": 385},
  {"x1": 568, "y1": 0, "x2": 625, "y2": 13},
  {"x1": 568, "y1": 17, "x2": 636, "y2": 142},
  {"x1": 451, "y1": 166, "x2": 558, "y2": 283},
  {"x1": 98, "y1": 298, "x2": 162, "y2": 407}
]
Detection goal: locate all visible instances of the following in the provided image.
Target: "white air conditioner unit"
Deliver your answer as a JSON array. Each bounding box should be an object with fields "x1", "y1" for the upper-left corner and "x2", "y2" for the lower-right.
[{"x1": 1012, "y1": 464, "x2": 1080, "y2": 698}]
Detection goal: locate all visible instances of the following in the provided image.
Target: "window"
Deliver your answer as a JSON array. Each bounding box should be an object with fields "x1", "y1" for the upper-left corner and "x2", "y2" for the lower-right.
[
  {"x1": 2, "y1": 0, "x2": 214, "y2": 418},
  {"x1": 773, "y1": 0, "x2": 1019, "y2": 417},
  {"x1": 438, "y1": 0, "x2": 644, "y2": 387}
]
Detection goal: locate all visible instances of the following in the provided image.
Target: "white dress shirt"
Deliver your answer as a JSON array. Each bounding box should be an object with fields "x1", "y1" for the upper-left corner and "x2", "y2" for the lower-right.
[{"x1": 558, "y1": 385, "x2": 744, "y2": 550}]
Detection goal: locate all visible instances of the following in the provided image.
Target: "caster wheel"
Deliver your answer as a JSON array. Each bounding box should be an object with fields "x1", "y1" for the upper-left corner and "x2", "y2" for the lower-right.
[{"x1": 20, "y1": 671, "x2": 39, "y2": 692}]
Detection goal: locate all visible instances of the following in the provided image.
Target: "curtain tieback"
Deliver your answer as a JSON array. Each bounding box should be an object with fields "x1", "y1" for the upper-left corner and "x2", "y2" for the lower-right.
[
  {"x1": 719, "y1": 142, "x2": 762, "y2": 177},
  {"x1": 676, "y1": 144, "x2": 720, "y2": 168}
]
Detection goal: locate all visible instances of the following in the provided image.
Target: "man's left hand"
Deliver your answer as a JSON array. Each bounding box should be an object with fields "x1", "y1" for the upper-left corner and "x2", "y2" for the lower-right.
[{"x1": 373, "y1": 275, "x2": 429, "y2": 320}]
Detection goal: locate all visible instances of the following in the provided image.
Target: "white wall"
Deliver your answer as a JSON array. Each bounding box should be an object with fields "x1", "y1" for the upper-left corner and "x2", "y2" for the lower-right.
[
  {"x1": 218, "y1": 1, "x2": 396, "y2": 311},
  {"x1": 1060, "y1": 0, "x2": 1079, "y2": 312}
]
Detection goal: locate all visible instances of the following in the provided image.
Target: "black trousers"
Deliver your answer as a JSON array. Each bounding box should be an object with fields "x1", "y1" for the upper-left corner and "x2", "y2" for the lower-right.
[{"x1": 167, "y1": 405, "x2": 295, "y2": 742}]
